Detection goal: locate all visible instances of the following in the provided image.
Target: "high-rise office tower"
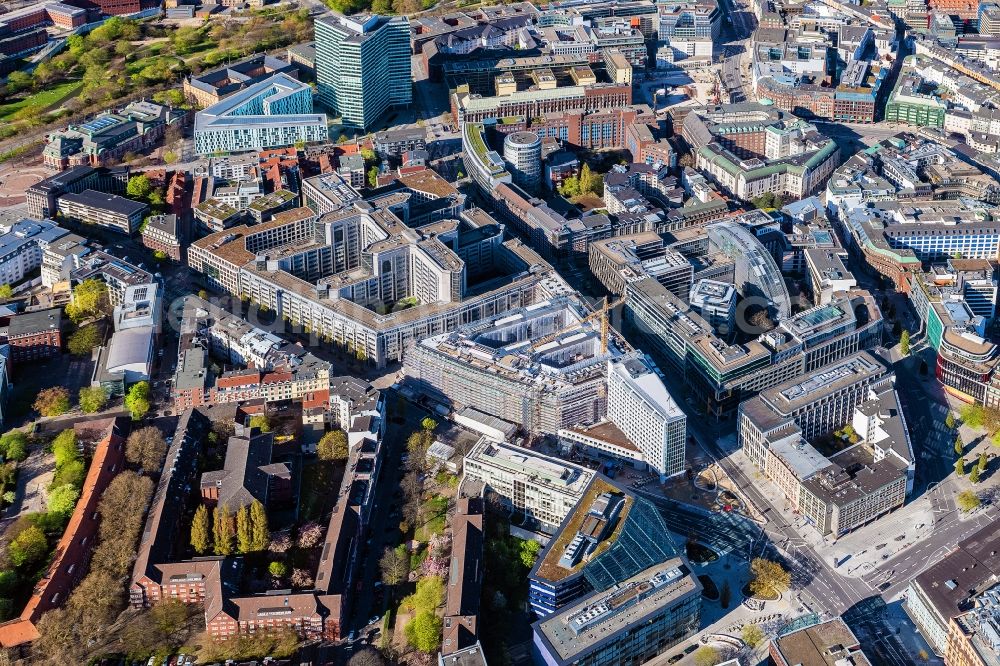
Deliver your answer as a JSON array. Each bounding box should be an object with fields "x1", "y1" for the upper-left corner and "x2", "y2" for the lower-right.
[{"x1": 315, "y1": 14, "x2": 412, "y2": 131}]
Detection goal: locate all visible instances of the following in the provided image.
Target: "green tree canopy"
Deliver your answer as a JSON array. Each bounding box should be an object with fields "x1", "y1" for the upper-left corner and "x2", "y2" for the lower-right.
[
  {"x1": 249, "y1": 499, "x2": 269, "y2": 552},
  {"x1": 957, "y1": 490, "x2": 981, "y2": 512},
  {"x1": 78, "y1": 386, "x2": 108, "y2": 414},
  {"x1": 269, "y1": 560, "x2": 288, "y2": 577},
  {"x1": 68, "y1": 324, "x2": 102, "y2": 356},
  {"x1": 47, "y1": 484, "x2": 80, "y2": 515},
  {"x1": 317, "y1": 429, "x2": 349, "y2": 461},
  {"x1": 191, "y1": 504, "x2": 211, "y2": 555},
  {"x1": 0, "y1": 284, "x2": 12, "y2": 299},
  {"x1": 404, "y1": 610, "x2": 442, "y2": 654},
  {"x1": 126, "y1": 174, "x2": 153, "y2": 201},
  {"x1": 66, "y1": 278, "x2": 110, "y2": 323},
  {"x1": 380, "y1": 545, "x2": 409, "y2": 587},
  {"x1": 248, "y1": 414, "x2": 271, "y2": 433},
  {"x1": 124, "y1": 381, "x2": 151, "y2": 421},
  {"x1": 236, "y1": 505, "x2": 252, "y2": 554},
  {"x1": 899, "y1": 329, "x2": 910, "y2": 356},
  {"x1": 9, "y1": 525, "x2": 48, "y2": 568},
  {"x1": 0, "y1": 431, "x2": 29, "y2": 462},
  {"x1": 749, "y1": 558, "x2": 790, "y2": 599}
]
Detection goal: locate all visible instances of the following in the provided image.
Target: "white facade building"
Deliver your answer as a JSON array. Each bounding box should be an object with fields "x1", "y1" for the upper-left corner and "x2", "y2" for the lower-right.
[{"x1": 606, "y1": 354, "x2": 686, "y2": 479}]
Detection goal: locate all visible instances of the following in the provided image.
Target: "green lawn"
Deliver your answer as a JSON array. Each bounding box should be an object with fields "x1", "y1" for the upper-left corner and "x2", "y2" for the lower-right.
[{"x1": 0, "y1": 80, "x2": 82, "y2": 121}]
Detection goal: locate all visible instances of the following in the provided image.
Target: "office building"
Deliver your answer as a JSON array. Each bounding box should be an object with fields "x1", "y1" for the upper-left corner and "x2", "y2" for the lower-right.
[
  {"x1": 193, "y1": 73, "x2": 328, "y2": 155},
  {"x1": 405, "y1": 299, "x2": 612, "y2": 435},
  {"x1": 531, "y1": 558, "x2": 701, "y2": 666},
  {"x1": 0, "y1": 219, "x2": 73, "y2": 287},
  {"x1": 606, "y1": 355, "x2": 686, "y2": 479},
  {"x1": 770, "y1": 618, "x2": 873, "y2": 666},
  {"x1": 26, "y1": 165, "x2": 129, "y2": 220},
  {"x1": 626, "y1": 274, "x2": 883, "y2": 418},
  {"x1": 885, "y1": 62, "x2": 948, "y2": 128},
  {"x1": 43, "y1": 101, "x2": 185, "y2": 171},
  {"x1": 463, "y1": 438, "x2": 594, "y2": 532},
  {"x1": 589, "y1": 233, "x2": 693, "y2": 298},
  {"x1": 689, "y1": 279, "x2": 737, "y2": 334},
  {"x1": 528, "y1": 476, "x2": 684, "y2": 617},
  {"x1": 140, "y1": 213, "x2": 183, "y2": 262},
  {"x1": 315, "y1": 14, "x2": 412, "y2": 130},
  {"x1": 906, "y1": 522, "x2": 1000, "y2": 655},
  {"x1": 504, "y1": 131, "x2": 542, "y2": 191},
  {"x1": 738, "y1": 351, "x2": 915, "y2": 536},
  {"x1": 946, "y1": 584, "x2": 1000, "y2": 666},
  {"x1": 183, "y1": 54, "x2": 299, "y2": 107},
  {"x1": 57, "y1": 189, "x2": 147, "y2": 235}
]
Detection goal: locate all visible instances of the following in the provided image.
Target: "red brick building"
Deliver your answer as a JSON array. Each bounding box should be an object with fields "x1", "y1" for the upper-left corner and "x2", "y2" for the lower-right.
[{"x1": 6, "y1": 308, "x2": 62, "y2": 364}]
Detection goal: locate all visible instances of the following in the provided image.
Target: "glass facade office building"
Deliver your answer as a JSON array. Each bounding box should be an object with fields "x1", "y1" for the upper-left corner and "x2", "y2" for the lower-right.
[{"x1": 315, "y1": 14, "x2": 412, "y2": 130}]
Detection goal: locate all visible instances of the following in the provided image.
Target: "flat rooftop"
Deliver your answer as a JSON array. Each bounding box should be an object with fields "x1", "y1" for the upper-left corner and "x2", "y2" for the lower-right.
[{"x1": 534, "y1": 558, "x2": 697, "y2": 661}]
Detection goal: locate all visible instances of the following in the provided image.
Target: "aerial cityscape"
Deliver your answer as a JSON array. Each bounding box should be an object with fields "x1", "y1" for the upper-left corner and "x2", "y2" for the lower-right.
[{"x1": 0, "y1": 0, "x2": 997, "y2": 663}]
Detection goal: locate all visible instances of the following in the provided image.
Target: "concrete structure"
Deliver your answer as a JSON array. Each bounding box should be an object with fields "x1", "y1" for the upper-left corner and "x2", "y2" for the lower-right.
[
  {"x1": 770, "y1": 618, "x2": 873, "y2": 666},
  {"x1": 906, "y1": 522, "x2": 1000, "y2": 655},
  {"x1": 606, "y1": 354, "x2": 686, "y2": 479},
  {"x1": 57, "y1": 189, "x2": 147, "y2": 235},
  {"x1": 315, "y1": 14, "x2": 412, "y2": 130},
  {"x1": 689, "y1": 279, "x2": 737, "y2": 334},
  {"x1": 184, "y1": 54, "x2": 298, "y2": 107},
  {"x1": 193, "y1": 74, "x2": 328, "y2": 155},
  {"x1": 738, "y1": 351, "x2": 915, "y2": 536},
  {"x1": 0, "y1": 219, "x2": 73, "y2": 287},
  {"x1": 463, "y1": 438, "x2": 594, "y2": 532},
  {"x1": 504, "y1": 131, "x2": 542, "y2": 191},
  {"x1": 43, "y1": 101, "x2": 185, "y2": 171},
  {"x1": 531, "y1": 558, "x2": 701, "y2": 666}
]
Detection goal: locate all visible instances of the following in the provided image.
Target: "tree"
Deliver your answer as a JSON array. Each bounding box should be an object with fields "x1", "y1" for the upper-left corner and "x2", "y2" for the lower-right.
[
  {"x1": 421, "y1": 417, "x2": 437, "y2": 432},
  {"x1": 9, "y1": 525, "x2": 48, "y2": 568},
  {"x1": 348, "y1": 648, "x2": 385, "y2": 666},
  {"x1": 78, "y1": 386, "x2": 108, "y2": 414},
  {"x1": 742, "y1": 623, "x2": 765, "y2": 648},
  {"x1": 2, "y1": 435, "x2": 27, "y2": 463},
  {"x1": 900, "y1": 329, "x2": 910, "y2": 356},
  {"x1": 34, "y1": 387, "x2": 71, "y2": 417},
  {"x1": 956, "y1": 458, "x2": 967, "y2": 476},
  {"x1": 249, "y1": 414, "x2": 271, "y2": 433},
  {"x1": 249, "y1": 499, "x2": 269, "y2": 552},
  {"x1": 367, "y1": 166, "x2": 379, "y2": 188},
  {"x1": 945, "y1": 412, "x2": 956, "y2": 429},
  {"x1": 955, "y1": 436, "x2": 964, "y2": 457},
  {"x1": 559, "y1": 175, "x2": 580, "y2": 197},
  {"x1": 269, "y1": 560, "x2": 288, "y2": 578},
  {"x1": 970, "y1": 465, "x2": 981, "y2": 483},
  {"x1": 0, "y1": 284, "x2": 12, "y2": 299},
  {"x1": 213, "y1": 504, "x2": 234, "y2": 555},
  {"x1": 405, "y1": 610, "x2": 442, "y2": 654},
  {"x1": 66, "y1": 278, "x2": 110, "y2": 323},
  {"x1": 693, "y1": 646, "x2": 721, "y2": 666},
  {"x1": 519, "y1": 538, "x2": 541, "y2": 568},
  {"x1": 126, "y1": 174, "x2": 153, "y2": 201},
  {"x1": 191, "y1": 504, "x2": 211, "y2": 555},
  {"x1": 978, "y1": 452, "x2": 988, "y2": 472},
  {"x1": 380, "y1": 546, "x2": 409, "y2": 587},
  {"x1": 150, "y1": 599, "x2": 189, "y2": 635},
  {"x1": 47, "y1": 484, "x2": 80, "y2": 515},
  {"x1": 51, "y1": 430, "x2": 79, "y2": 468},
  {"x1": 579, "y1": 163, "x2": 595, "y2": 194},
  {"x1": 124, "y1": 381, "x2": 151, "y2": 421},
  {"x1": 402, "y1": 575, "x2": 444, "y2": 613},
  {"x1": 236, "y1": 505, "x2": 252, "y2": 554},
  {"x1": 198, "y1": 289, "x2": 208, "y2": 300},
  {"x1": 749, "y1": 558, "x2": 790, "y2": 598},
  {"x1": 957, "y1": 490, "x2": 981, "y2": 512},
  {"x1": 126, "y1": 426, "x2": 166, "y2": 472},
  {"x1": 317, "y1": 429, "x2": 349, "y2": 461}
]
